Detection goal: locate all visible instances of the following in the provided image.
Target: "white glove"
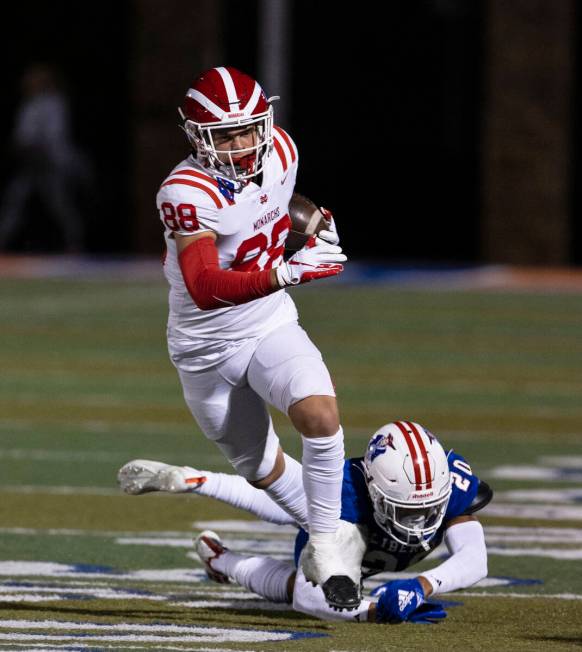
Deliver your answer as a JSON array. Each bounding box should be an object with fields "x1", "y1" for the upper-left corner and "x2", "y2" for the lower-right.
[
  {"x1": 316, "y1": 207, "x2": 340, "y2": 246},
  {"x1": 276, "y1": 241, "x2": 347, "y2": 287}
]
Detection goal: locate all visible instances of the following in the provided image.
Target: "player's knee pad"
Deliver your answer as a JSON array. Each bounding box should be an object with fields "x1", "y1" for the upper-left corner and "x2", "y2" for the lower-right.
[
  {"x1": 248, "y1": 323, "x2": 336, "y2": 415},
  {"x1": 224, "y1": 426, "x2": 280, "y2": 482},
  {"x1": 277, "y1": 357, "x2": 336, "y2": 415},
  {"x1": 249, "y1": 351, "x2": 335, "y2": 416}
]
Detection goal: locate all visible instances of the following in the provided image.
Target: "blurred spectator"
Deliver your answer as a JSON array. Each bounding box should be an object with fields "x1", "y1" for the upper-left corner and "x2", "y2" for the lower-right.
[{"x1": 0, "y1": 64, "x2": 91, "y2": 253}]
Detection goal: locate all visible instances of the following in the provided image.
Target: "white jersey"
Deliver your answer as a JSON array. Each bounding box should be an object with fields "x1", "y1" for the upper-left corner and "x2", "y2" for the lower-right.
[{"x1": 157, "y1": 126, "x2": 300, "y2": 371}]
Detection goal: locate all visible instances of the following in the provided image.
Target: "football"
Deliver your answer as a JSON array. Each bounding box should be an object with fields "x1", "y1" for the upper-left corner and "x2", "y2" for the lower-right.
[{"x1": 286, "y1": 193, "x2": 332, "y2": 252}]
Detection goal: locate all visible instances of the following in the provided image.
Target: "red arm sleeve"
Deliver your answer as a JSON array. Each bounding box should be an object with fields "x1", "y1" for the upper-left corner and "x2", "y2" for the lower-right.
[{"x1": 178, "y1": 237, "x2": 276, "y2": 311}]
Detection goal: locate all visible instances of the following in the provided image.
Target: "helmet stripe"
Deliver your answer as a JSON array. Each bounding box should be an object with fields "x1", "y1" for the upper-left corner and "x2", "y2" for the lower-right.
[
  {"x1": 215, "y1": 67, "x2": 241, "y2": 111},
  {"x1": 394, "y1": 421, "x2": 423, "y2": 490},
  {"x1": 406, "y1": 421, "x2": 433, "y2": 489},
  {"x1": 186, "y1": 89, "x2": 225, "y2": 120},
  {"x1": 244, "y1": 81, "x2": 263, "y2": 115}
]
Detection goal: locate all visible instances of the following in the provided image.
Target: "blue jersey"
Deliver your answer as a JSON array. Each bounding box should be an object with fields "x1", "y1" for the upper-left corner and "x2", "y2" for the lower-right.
[{"x1": 294, "y1": 450, "x2": 479, "y2": 578}]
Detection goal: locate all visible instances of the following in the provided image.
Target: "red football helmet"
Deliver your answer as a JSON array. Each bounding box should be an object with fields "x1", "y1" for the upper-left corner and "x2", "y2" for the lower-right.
[{"x1": 179, "y1": 66, "x2": 277, "y2": 182}]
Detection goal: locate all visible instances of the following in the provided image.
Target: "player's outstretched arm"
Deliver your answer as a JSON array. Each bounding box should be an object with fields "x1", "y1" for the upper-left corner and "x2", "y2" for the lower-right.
[
  {"x1": 418, "y1": 515, "x2": 488, "y2": 596},
  {"x1": 369, "y1": 516, "x2": 486, "y2": 624}
]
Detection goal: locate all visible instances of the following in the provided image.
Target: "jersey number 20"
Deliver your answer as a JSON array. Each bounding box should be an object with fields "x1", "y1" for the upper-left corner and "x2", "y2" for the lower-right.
[{"x1": 450, "y1": 459, "x2": 472, "y2": 492}]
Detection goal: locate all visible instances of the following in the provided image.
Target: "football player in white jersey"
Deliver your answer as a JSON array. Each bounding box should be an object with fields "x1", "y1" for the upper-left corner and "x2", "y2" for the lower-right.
[
  {"x1": 142, "y1": 66, "x2": 357, "y2": 609},
  {"x1": 118, "y1": 421, "x2": 490, "y2": 623}
]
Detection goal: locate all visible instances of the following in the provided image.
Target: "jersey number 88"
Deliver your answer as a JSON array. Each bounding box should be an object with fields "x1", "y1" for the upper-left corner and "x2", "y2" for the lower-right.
[
  {"x1": 231, "y1": 214, "x2": 291, "y2": 272},
  {"x1": 161, "y1": 202, "x2": 200, "y2": 232}
]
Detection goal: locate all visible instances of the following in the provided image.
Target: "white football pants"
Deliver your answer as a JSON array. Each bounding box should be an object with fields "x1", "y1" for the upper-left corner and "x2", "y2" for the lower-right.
[{"x1": 178, "y1": 321, "x2": 335, "y2": 481}]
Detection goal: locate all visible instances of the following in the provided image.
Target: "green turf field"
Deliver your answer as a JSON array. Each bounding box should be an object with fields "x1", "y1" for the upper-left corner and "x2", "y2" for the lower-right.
[{"x1": 1, "y1": 276, "x2": 582, "y2": 651}]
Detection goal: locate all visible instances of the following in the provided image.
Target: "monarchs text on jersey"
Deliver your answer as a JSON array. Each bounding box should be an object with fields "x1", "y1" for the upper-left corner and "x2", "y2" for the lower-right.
[{"x1": 157, "y1": 127, "x2": 299, "y2": 370}]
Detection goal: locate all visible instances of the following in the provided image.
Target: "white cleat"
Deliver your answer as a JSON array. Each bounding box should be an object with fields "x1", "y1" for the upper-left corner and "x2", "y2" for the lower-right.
[
  {"x1": 117, "y1": 459, "x2": 207, "y2": 495},
  {"x1": 194, "y1": 530, "x2": 230, "y2": 584},
  {"x1": 301, "y1": 527, "x2": 363, "y2": 611}
]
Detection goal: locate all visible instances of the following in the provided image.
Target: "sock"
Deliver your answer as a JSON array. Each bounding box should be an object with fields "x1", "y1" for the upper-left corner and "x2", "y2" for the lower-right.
[
  {"x1": 301, "y1": 426, "x2": 344, "y2": 533},
  {"x1": 262, "y1": 453, "x2": 309, "y2": 530},
  {"x1": 213, "y1": 551, "x2": 295, "y2": 603},
  {"x1": 186, "y1": 468, "x2": 296, "y2": 526}
]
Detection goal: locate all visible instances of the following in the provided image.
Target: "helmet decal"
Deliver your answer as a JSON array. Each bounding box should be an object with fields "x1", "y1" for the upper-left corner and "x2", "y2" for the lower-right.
[
  {"x1": 366, "y1": 432, "x2": 396, "y2": 464},
  {"x1": 367, "y1": 434, "x2": 387, "y2": 463}
]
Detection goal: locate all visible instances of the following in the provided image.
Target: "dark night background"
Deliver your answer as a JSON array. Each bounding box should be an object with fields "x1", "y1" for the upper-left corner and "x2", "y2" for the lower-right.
[{"x1": 0, "y1": 1, "x2": 579, "y2": 265}]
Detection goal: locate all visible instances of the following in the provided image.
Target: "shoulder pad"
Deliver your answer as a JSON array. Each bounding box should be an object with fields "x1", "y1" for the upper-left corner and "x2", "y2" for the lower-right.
[
  {"x1": 157, "y1": 167, "x2": 239, "y2": 236},
  {"x1": 272, "y1": 125, "x2": 299, "y2": 171},
  {"x1": 158, "y1": 170, "x2": 232, "y2": 210},
  {"x1": 461, "y1": 480, "x2": 493, "y2": 515}
]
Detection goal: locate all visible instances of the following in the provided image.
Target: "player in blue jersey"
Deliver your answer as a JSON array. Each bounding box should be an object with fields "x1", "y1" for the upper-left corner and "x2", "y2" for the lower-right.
[{"x1": 118, "y1": 421, "x2": 492, "y2": 623}]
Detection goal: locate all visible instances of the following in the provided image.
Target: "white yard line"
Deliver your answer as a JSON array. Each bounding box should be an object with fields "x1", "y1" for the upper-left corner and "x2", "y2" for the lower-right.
[
  {"x1": 0, "y1": 633, "x2": 283, "y2": 643},
  {"x1": 0, "y1": 645, "x2": 249, "y2": 652},
  {"x1": 192, "y1": 520, "x2": 297, "y2": 534},
  {"x1": 539, "y1": 455, "x2": 582, "y2": 467},
  {"x1": 494, "y1": 489, "x2": 582, "y2": 503},
  {"x1": 0, "y1": 527, "x2": 198, "y2": 538},
  {"x1": 0, "y1": 620, "x2": 300, "y2": 643},
  {"x1": 483, "y1": 503, "x2": 582, "y2": 520},
  {"x1": 458, "y1": 591, "x2": 582, "y2": 600},
  {"x1": 174, "y1": 600, "x2": 291, "y2": 611},
  {"x1": 487, "y1": 465, "x2": 582, "y2": 481},
  {"x1": 0, "y1": 485, "x2": 121, "y2": 496},
  {"x1": 0, "y1": 561, "x2": 206, "y2": 583},
  {"x1": 0, "y1": 448, "x2": 122, "y2": 462},
  {"x1": 119, "y1": 537, "x2": 294, "y2": 555},
  {"x1": 486, "y1": 546, "x2": 582, "y2": 560}
]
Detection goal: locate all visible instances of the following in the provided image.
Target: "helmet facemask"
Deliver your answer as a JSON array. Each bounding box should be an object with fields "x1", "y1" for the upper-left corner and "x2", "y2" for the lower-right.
[
  {"x1": 180, "y1": 106, "x2": 274, "y2": 182},
  {"x1": 367, "y1": 480, "x2": 451, "y2": 550}
]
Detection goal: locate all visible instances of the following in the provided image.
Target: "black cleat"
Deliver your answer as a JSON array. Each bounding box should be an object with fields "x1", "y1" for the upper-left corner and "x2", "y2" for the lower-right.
[{"x1": 322, "y1": 575, "x2": 361, "y2": 611}]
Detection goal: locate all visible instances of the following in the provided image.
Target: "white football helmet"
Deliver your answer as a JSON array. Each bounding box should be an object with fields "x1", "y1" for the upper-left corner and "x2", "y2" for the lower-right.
[
  {"x1": 363, "y1": 421, "x2": 452, "y2": 550},
  {"x1": 179, "y1": 66, "x2": 277, "y2": 182}
]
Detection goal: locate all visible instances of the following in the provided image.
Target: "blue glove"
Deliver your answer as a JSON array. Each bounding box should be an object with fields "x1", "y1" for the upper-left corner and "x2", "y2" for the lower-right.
[
  {"x1": 408, "y1": 601, "x2": 448, "y2": 624},
  {"x1": 373, "y1": 578, "x2": 425, "y2": 624}
]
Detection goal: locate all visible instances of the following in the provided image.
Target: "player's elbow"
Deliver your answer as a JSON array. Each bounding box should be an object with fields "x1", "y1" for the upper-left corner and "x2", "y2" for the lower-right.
[
  {"x1": 465, "y1": 543, "x2": 488, "y2": 588},
  {"x1": 472, "y1": 528, "x2": 489, "y2": 584},
  {"x1": 193, "y1": 294, "x2": 221, "y2": 311},
  {"x1": 184, "y1": 285, "x2": 217, "y2": 310},
  {"x1": 476, "y1": 550, "x2": 488, "y2": 583},
  {"x1": 183, "y1": 272, "x2": 223, "y2": 311}
]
